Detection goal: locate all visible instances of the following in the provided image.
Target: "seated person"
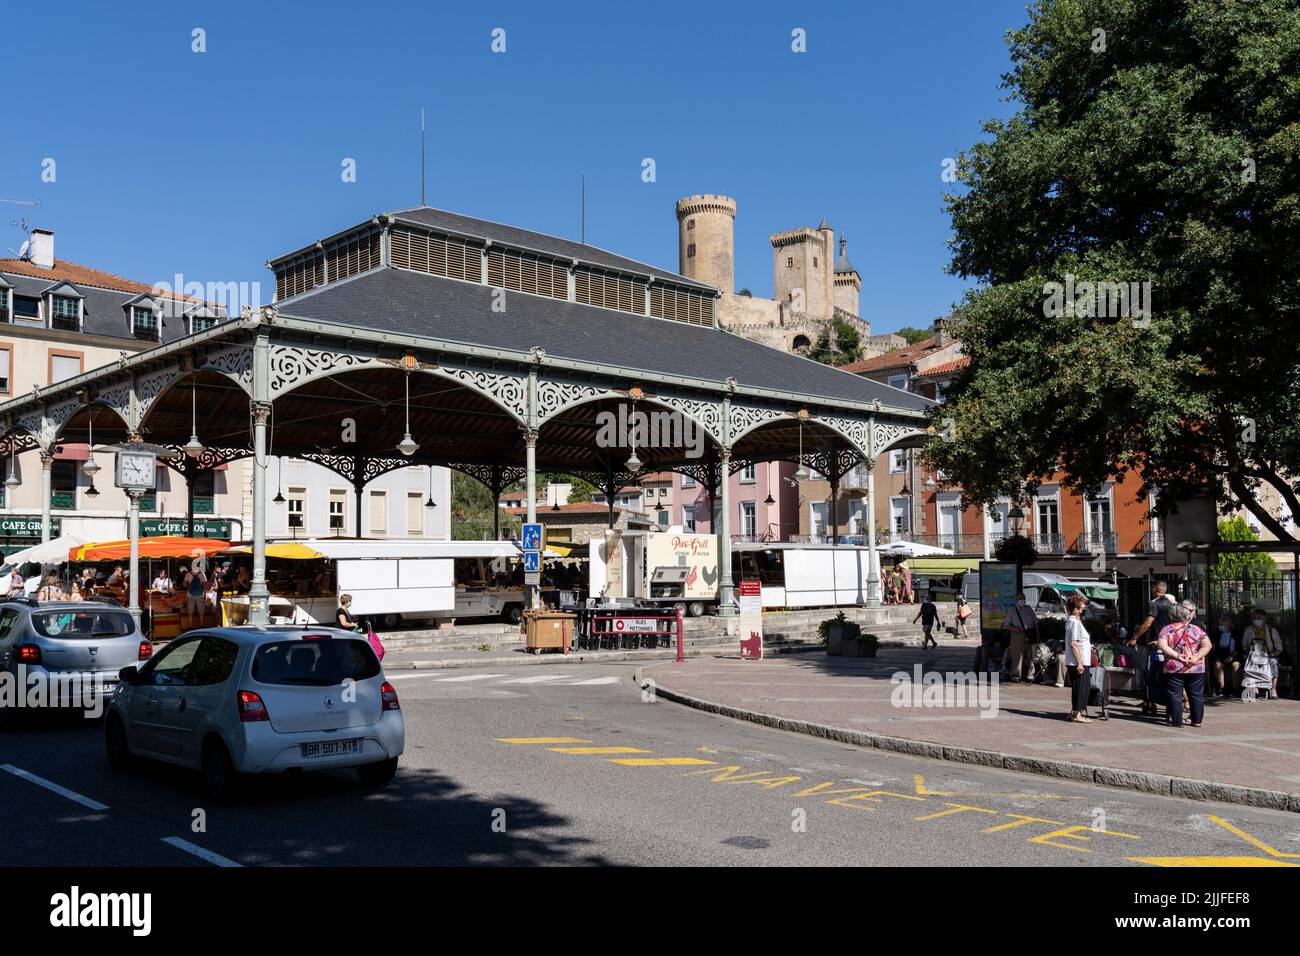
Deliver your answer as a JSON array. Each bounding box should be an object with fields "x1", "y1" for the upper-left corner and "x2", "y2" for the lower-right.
[{"x1": 1209, "y1": 615, "x2": 1242, "y2": 698}]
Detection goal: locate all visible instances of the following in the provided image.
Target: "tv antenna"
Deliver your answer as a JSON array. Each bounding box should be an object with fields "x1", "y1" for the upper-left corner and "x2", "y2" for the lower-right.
[
  {"x1": 2, "y1": 201, "x2": 39, "y2": 257},
  {"x1": 418, "y1": 108, "x2": 426, "y2": 207}
]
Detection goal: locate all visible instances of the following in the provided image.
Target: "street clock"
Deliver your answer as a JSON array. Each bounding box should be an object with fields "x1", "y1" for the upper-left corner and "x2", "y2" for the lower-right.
[{"x1": 115, "y1": 447, "x2": 157, "y2": 491}]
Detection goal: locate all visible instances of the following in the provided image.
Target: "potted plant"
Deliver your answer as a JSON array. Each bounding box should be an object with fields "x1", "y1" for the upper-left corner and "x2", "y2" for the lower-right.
[
  {"x1": 856, "y1": 632, "x2": 881, "y2": 658},
  {"x1": 820, "y1": 611, "x2": 853, "y2": 655}
]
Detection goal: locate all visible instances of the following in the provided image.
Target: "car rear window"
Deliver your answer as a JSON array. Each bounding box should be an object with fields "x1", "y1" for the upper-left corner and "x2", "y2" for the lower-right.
[
  {"x1": 32, "y1": 610, "x2": 135, "y2": 639},
  {"x1": 251, "y1": 639, "x2": 380, "y2": 686}
]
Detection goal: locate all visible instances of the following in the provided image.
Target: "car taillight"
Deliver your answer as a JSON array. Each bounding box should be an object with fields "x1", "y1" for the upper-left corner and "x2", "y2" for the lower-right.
[
  {"x1": 238, "y1": 689, "x2": 269, "y2": 722},
  {"x1": 15, "y1": 644, "x2": 41, "y2": 664},
  {"x1": 138, "y1": 641, "x2": 153, "y2": 660},
  {"x1": 301, "y1": 634, "x2": 332, "y2": 640},
  {"x1": 380, "y1": 681, "x2": 400, "y2": 712}
]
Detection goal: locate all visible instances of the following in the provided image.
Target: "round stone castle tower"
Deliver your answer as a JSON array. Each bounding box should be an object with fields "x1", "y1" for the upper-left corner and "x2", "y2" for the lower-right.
[{"x1": 675, "y1": 194, "x2": 735, "y2": 294}]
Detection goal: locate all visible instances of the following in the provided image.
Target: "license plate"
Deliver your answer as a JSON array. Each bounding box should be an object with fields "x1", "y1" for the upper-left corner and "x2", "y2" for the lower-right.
[{"x1": 301, "y1": 739, "x2": 360, "y2": 759}]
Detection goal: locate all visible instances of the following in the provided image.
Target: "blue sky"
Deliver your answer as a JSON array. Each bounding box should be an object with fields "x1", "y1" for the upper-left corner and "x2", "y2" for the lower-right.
[{"x1": 2, "y1": 0, "x2": 1028, "y2": 334}]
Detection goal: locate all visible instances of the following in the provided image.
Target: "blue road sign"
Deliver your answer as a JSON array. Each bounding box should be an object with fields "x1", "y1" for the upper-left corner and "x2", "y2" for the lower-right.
[
  {"x1": 523, "y1": 550, "x2": 541, "y2": 573},
  {"x1": 522, "y1": 523, "x2": 543, "y2": 551}
]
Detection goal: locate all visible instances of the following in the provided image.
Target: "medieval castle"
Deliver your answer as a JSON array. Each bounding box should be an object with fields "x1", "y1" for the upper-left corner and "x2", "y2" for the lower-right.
[{"x1": 674, "y1": 194, "x2": 901, "y2": 358}]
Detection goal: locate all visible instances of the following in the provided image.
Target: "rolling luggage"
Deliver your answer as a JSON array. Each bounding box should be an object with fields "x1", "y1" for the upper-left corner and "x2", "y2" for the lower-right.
[
  {"x1": 1031, "y1": 642, "x2": 1054, "y2": 683},
  {"x1": 1242, "y1": 642, "x2": 1273, "y2": 701},
  {"x1": 1087, "y1": 664, "x2": 1110, "y2": 719}
]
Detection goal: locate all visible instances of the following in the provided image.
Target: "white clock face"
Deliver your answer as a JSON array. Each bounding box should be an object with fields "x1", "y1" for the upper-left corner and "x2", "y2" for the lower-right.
[{"x1": 119, "y1": 453, "x2": 155, "y2": 488}]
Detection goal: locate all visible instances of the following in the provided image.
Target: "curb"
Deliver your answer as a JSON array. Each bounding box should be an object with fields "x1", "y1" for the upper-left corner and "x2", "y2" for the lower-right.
[
  {"x1": 382, "y1": 642, "x2": 831, "y2": 671},
  {"x1": 635, "y1": 668, "x2": 1300, "y2": 815}
]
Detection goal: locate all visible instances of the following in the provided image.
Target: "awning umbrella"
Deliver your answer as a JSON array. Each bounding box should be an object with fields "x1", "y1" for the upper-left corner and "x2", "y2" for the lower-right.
[
  {"x1": 220, "y1": 542, "x2": 325, "y2": 560},
  {"x1": 69, "y1": 536, "x2": 232, "y2": 561},
  {"x1": 2, "y1": 534, "x2": 91, "y2": 571},
  {"x1": 877, "y1": 541, "x2": 955, "y2": 558}
]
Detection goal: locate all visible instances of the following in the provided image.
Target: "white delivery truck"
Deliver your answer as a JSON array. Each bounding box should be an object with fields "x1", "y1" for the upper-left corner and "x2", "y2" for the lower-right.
[
  {"x1": 589, "y1": 530, "x2": 719, "y2": 616},
  {"x1": 733, "y1": 542, "x2": 880, "y2": 609},
  {"x1": 252, "y1": 539, "x2": 527, "y2": 628}
]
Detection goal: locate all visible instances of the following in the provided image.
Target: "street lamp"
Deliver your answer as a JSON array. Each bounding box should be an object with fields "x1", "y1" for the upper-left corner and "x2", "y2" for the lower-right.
[
  {"x1": 82, "y1": 414, "x2": 101, "y2": 479},
  {"x1": 184, "y1": 376, "x2": 205, "y2": 459},
  {"x1": 397, "y1": 372, "x2": 419, "y2": 456},
  {"x1": 1008, "y1": 503, "x2": 1026, "y2": 535}
]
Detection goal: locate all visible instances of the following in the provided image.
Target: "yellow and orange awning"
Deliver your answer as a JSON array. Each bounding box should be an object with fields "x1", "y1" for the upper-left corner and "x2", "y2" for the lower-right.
[{"x1": 69, "y1": 537, "x2": 232, "y2": 562}]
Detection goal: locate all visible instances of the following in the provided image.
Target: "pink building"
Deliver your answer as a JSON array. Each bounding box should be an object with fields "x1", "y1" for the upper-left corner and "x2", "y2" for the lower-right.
[{"x1": 675, "y1": 460, "x2": 800, "y2": 542}]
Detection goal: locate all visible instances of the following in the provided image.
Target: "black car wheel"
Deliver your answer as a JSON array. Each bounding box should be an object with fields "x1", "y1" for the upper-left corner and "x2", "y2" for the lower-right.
[
  {"x1": 105, "y1": 714, "x2": 132, "y2": 771},
  {"x1": 201, "y1": 737, "x2": 241, "y2": 804}
]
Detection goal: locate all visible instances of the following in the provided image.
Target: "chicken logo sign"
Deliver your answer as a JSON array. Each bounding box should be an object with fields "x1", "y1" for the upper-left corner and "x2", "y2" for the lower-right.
[
  {"x1": 739, "y1": 630, "x2": 763, "y2": 660},
  {"x1": 738, "y1": 579, "x2": 763, "y2": 659}
]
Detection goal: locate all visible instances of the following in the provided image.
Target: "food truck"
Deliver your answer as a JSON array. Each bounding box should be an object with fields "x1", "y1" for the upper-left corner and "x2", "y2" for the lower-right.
[{"x1": 588, "y1": 530, "x2": 718, "y2": 616}]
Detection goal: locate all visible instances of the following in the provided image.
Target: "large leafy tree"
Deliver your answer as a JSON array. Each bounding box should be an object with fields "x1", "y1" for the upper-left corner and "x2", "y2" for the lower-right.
[{"x1": 928, "y1": 0, "x2": 1300, "y2": 539}]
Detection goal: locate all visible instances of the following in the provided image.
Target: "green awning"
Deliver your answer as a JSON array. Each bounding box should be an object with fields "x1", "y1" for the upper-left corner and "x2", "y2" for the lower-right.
[{"x1": 908, "y1": 558, "x2": 981, "y2": 574}]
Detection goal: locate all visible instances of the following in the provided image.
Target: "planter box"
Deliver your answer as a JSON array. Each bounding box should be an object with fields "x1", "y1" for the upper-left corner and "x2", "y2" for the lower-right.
[{"x1": 827, "y1": 623, "x2": 847, "y2": 655}]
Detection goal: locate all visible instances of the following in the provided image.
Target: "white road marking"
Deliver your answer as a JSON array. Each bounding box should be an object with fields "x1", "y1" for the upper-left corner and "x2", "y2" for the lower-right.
[
  {"x1": 567, "y1": 676, "x2": 621, "y2": 685},
  {"x1": 1, "y1": 764, "x2": 108, "y2": 811},
  {"x1": 499, "y1": 674, "x2": 569, "y2": 684},
  {"x1": 431, "y1": 673, "x2": 506, "y2": 682},
  {"x1": 161, "y1": 836, "x2": 243, "y2": 868}
]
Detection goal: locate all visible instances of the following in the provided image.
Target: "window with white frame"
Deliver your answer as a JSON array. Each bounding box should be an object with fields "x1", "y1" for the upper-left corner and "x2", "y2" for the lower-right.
[
  {"x1": 680, "y1": 474, "x2": 696, "y2": 488},
  {"x1": 887, "y1": 373, "x2": 909, "y2": 391},
  {"x1": 191, "y1": 312, "x2": 219, "y2": 333},
  {"x1": 287, "y1": 487, "x2": 306, "y2": 529},
  {"x1": 740, "y1": 501, "x2": 756, "y2": 538},
  {"x1": 889, "y1": 497, "x2": 911, "y2": 533},
  {"x1": 329, "y1": 490, "x2": 346, "y2": 530},
  {"x1": 0, "y1": 347, "x2": 9, "y2": 394},
  {"x1": 50, "y1": 295, "x2": 79, "y2": 329},
  {"x1": 0, "y1": 286, "x2": 10, "y2": 322},
  {"x1": 740, "y1": 463, "x2": 756, "y2": 483},
  {"x1": 682, "y1": 504, "x2": 695, "y2": 532},
  {"x1": 889, "y1": 450, "x2": 907, "y2": 473},
  {"x1": 131, "y1": 306, "x2": 159, "y2": 339}
]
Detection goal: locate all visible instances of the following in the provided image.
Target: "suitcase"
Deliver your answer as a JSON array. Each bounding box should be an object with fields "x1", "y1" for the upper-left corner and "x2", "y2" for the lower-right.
[{"x1": 1087, "y1": 664, "x2": 1110, "y2": 719}]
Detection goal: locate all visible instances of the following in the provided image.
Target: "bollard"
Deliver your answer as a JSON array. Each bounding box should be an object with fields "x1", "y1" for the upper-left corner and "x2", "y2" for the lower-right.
[{"x1": 676, "y1": 604, "x2": 684, "y2": 663}]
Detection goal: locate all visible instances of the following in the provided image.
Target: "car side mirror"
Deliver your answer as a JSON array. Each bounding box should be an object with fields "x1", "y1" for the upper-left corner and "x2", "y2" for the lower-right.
[{"x1": 118, "y1": 665, "x2": 140, "y2": 685}]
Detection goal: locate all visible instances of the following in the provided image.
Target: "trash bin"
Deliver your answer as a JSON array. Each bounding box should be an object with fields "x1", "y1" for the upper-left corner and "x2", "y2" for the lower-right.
[{"x1": 524, "y1": 610, "x2": 576, "y2": 655}]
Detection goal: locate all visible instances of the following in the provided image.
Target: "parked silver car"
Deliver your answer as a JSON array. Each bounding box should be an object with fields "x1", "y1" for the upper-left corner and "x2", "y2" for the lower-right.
[
  {"x1": 105, "y1": 626, "x2": 404, "y2": 802},
  {"x1": 0, "y1": 598, "x2": 152, "y2": 726}
]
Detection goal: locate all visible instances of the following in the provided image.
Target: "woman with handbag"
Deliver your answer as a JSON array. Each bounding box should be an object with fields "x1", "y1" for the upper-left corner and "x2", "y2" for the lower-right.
[{"x1": 954, "y1": 594, "x2": 973, "y2": 640}]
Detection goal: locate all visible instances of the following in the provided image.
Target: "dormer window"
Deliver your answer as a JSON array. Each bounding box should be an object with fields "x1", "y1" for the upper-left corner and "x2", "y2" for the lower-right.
[
  {"x1": 0, "y1": 286, "x2": 10, "y2": 323},
  {"x1": 50, "y1": 294, "x2": 80, "y2": 331},
  {"x1": 132, "y1": 305, "x2": 159, "y2": 340},
  {"x1": 190, "y1": 311, "x2": 218, "y2": 334}
]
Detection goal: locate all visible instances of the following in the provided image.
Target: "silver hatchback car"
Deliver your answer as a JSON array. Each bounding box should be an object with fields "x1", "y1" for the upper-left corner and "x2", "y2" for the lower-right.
[
  {"x1": 105, "y1": 626, "x2": 404, "y2": 801},
  {"x1": 0, "y1": 598, "x2": 152, "y2": 726}
]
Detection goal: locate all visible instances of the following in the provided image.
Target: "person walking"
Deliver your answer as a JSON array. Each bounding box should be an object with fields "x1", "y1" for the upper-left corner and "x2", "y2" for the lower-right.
[
  {"x1": 1064, "y1": 593, "x2": 1093, "y2": 723},
  {"x1": 1004, "y1": 592, "x2": 1039, "y2": 683},
  {"x1": 900, "y1": 561, "x2": 914, "y2": 604},
  {"x1": 7, "y1": 567, "x2": 25, "y2": 598},
  {"x1": 954, "y1": 593, "x2": 973, "y2": 640},
  {"x1": 914, "y1": 593, "x2": 940, "y2": 649},
  {"x1": 1129, "y1": 580, "x2": 1177, "y2": 718},
  {"x1": 183, "y1": 562, "x2": 207, "y2": 621},
  {"x1": 1157, "y1": 599, "x2": 1211, "y2": 727}
]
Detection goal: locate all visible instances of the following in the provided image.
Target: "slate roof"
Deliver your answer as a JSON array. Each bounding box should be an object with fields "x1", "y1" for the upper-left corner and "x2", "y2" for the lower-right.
[
  {"x1": 276, "y1": 266, "x2": 932, "y2": 412},
  {"x1": 0, "y1": 258, "x2": 225, "y2": 344},
  {"x1": 385, "y1": 206, "x2": 712, "y2": 290}
]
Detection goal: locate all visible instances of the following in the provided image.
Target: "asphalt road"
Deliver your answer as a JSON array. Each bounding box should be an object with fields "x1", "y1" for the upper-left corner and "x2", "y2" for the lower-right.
[{"x1": 2, "y1": 662, "x2": 1299, "y2": 867}]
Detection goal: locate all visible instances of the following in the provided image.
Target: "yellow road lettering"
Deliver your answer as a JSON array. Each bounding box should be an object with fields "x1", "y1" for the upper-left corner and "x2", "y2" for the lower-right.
[
  {"x1": 981, "y1": 814, "x2": 1067, "y2": 833},
  {"x1": 915, "y1": 803, "x2": 999, "y2": 822},
  {"x1": 1128, "y1": 856, "x2": 1299, "y2": 868},
  {"x1": 826, "y1": 790, "x2": 925, "y2": 812},
  {"x1": 913, "y1": 774, "x2": 955, "y2": 797},
  {"x1": 1029, "y1": 824, "x2": 1140, "y2": 853},
  {"x1": 1207, "y1": 815, "x2": 1300, "y2": 859}
]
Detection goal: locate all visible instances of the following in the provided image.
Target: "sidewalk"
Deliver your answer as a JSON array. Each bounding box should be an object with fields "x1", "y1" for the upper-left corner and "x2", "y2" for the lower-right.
[{"x1": 641, "y1": 645, "x2": 1300, "y2": 813}]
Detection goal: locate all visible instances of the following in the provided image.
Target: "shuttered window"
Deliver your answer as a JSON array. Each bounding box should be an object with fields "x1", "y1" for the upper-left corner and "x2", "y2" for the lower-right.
[
  {"x1": 575, "y1": 269, "x2": 646, "y2": 315},
  {"x1": 274, "y1": 253, "x2": 325, "y2": 301},
  {"x1": 390, "y1": 226, "x2": 481, "y2": 282},
  {"x1": 486, "y1": 248, "x2": 568, "y2": 299},
  {"x1": 649, "y1": 285, "x2": 713, "y2": 327},
  {"x1": 324, "y1": 230, "x2": 381, "y2": 284}
]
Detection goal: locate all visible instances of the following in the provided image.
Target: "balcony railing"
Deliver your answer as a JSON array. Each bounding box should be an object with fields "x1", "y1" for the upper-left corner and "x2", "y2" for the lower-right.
[
  {"x1": 1028, "y1": 533, "x2": 1067, "y2": 554},
  {"x1": 51, "y1": 316, "x2": 80, "y2": 332},
  {"x1": 192, "y1": 495, "x2": 215, "y2": 515},
  {"x1": 139, "y1": 493, "x2": 157, "y2": 512},
  {"x1": 50, "y1": 491, "x2": 75, "y2": 509},
  {"x1": 1135, "y1": 530, "x2": 1165, "y2": 554},
  {"x1": 1073, "y1": 530, "x2": 1118, "y2": 554}
]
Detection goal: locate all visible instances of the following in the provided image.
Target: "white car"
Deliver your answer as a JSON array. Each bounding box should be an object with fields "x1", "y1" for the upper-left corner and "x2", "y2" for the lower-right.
[{"x1": 105, "y1": 626, "x2": 404, "y2": 801}]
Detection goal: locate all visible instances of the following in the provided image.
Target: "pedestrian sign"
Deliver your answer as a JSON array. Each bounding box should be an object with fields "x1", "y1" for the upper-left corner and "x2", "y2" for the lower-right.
[
  {"x1": 522, "y1": 523, "x2": 543, "y2": 551},
  {"x1": 523, "y1": 550, "x2": 541, "y2": 573}
]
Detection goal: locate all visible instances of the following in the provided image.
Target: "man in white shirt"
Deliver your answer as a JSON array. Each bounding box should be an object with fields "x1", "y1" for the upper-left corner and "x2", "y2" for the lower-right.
[{"x1": 1004, "y1": 592, "x2": 1039, "y2": 682}]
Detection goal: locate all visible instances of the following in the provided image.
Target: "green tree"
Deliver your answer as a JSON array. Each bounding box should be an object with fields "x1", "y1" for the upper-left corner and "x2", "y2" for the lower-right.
[
  {"x1": 450, "y1": 471, "x2": 519, "y2": 540},
  {"x1": 1213, "y1": 516, "x2": 1279, "y2": 580},
  {"x1": 895, "y1": 326, "x2": 931, "y2": 345},
  {"x1": 926, "y1": 0, "x2": 1300, "y2": 539},
  {"x1": 810, "y1": 315, "x2": 863, "y2": 365}
]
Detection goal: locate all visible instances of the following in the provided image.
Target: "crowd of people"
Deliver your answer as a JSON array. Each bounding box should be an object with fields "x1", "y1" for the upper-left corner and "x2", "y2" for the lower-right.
[{"x1": 4, "y1": 558, "x2": 257, "y2": 615}]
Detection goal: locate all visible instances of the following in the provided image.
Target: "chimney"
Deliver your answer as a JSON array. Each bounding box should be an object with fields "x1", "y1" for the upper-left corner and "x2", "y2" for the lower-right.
[
  {"x1": 29, "y1": 229, "x2": 54, "y2": 269},
  {"x1": 932, "y1": 316, "x2": 948, "y2": 349}
]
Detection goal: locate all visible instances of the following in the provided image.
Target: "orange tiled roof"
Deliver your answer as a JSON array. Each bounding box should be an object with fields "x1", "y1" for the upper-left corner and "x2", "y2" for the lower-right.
[
  {"x1": 838, "y1": 336, "x2": 936, "y2": 374},
  {"x1": 0, "y1": 257, "x2": 209, "y2": 304},
  {"x1": 914, "y1": 356, "x2": 971, "y2": 377}
]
